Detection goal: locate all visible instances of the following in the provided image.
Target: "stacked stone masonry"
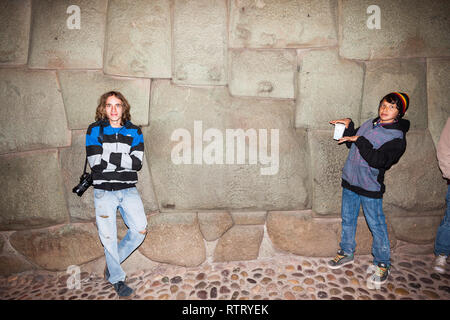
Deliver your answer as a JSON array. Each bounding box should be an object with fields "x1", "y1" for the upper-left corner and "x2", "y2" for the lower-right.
[{"x1": 0, "y1": 0, "x2": 449, "y2": 283}]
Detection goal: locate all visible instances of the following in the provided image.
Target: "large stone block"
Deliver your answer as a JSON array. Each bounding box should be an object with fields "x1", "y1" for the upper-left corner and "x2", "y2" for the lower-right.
[
  {"x1": 104, "y1": 0, "x2": 171, "y2": 78},
  {"x1": 173, "y1": 0, "x2": 227, "y2": 85},
  {"x1": 198, "y1": 211, "x2": 234, "y2": 241},
  {"x1": 139, "y1": 212, "x2": 206, "y2": 267},
  {"x1": 213, "y1": 225, "x2": 264, "y2": 262},
  {"x1": 309, "y1": 130, "x2": 349, "y2": 215},
  {"x1": 9, "y1": 223, "x2": 104, "y2": 271},
  {"x1": 59, "y1": 130, "x2": 159, "y2": 222},
  {"x1": 0, "y1": 150, "x2": 69, "y2": 231},
  {"x1": 266, "y1": 211, "x2": 340, "y2": 257},
  {"x1": 57, "y1": 70, "x2": 151, "y2": 129},
  {"x1": 361, "y1": 59, "x2": 427, "y2": 130},
  {"x1": 228, "y1": 49, "x2": 296, "y2": 98},
  {"x1": 28, "y1": 0, "x2": 107, "y2": 69},
  {"x1": 390, "y1": 216, "x2": 444, "y2": 244},
  {"x1": 383, "y1": 130, "x2": 447, "y2": 213},
  {"x1": 427, "y1": 59, "x2": 450, "y2": 146},
  {"x1": 146, "y1": 80, "x2": 311, "y2": 210},
  {"x1": 0, "y1": 0, "x2": 31, "y2": 65},
  {"x1": 0, "y1": 69, "x2": 71, "y2": 153},
  {"x1": 229, "y1": 0, "x2": 338, "y2": 48},
  {"x1": 340, "y1": 0, "x2": 450, "y2": 60},
  {"x1": 295, "y1": 49, "x2": 363, "y2": 129}
]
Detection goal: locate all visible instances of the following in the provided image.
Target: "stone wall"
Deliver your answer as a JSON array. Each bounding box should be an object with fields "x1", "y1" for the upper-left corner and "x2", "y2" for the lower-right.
[{"x1": 0, "y1": 0, "x2": 449, "y2": 276}]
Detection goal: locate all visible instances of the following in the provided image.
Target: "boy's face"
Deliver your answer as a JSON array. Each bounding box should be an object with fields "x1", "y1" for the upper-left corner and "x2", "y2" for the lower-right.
[
  {"x1": 378, "y1": 99, "x2": 399, "y2": 123},
  {"x1": 105, "y1": 95, "x2": 123, "y2": 125}
]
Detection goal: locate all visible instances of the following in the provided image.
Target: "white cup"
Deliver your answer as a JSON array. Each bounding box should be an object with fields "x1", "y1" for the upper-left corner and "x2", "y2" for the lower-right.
[{"x1": 333, "y1": 123, "x2": 346, "y2": 140}]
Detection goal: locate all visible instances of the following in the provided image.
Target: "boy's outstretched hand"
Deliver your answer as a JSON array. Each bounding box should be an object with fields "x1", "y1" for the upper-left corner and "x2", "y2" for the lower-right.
[{"x1": 338, "y1": 135, "x2": 359, "y2": 144}]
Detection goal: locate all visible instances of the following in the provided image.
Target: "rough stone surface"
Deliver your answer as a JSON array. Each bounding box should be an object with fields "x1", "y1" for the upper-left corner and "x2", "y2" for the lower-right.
[
  {"x1": 9, "y1": 223, "x2": 103, "y2": 271},
  {"x1": 390, "y1": 216, "x2": 444, "y2": 245},
  {"x1": 0, "y1": 69, "x2": 71, "y2": 154},
  {"x1": 59, "y1": 130, "x2": 159, "y2": 222},
  {"x1": 383, "y1": 130, "x2": 447, "y2": 213},
  {"x1": 229, "y1": 0, "x2": 338, "y2": 48},
  {"x1": 28, "y1": 0, "x2": 107, "y2": 69},
  {"x1": 57, "y1": 70, "x2": 151, "y2": 129},
  {"x1": 173, "y1": 0, "x2": 227, "y2": 85},
  {"x1": 198, "y1": 211, "x2": 234, "y2": 241},
  {"x1": 139, "y1": 212, "x2": 206, "y2": 267},
  {"x1": 0, "y1": 150, "x2": 69, "y2": 231},
  {"x1": 361, "y1": 59, "x2": 427, "y2": 130},
  {"x1": 295, "y1": 49, "x2": 364, "y2": 129},
  {"x1": 266, "y1": 211, "x2": 340, "y2": 257},
  {"x1": 146, "y1": 80, "x2": 311, "y2": 210},
  {"x1": 0, "y1": 0, "x2": 31, "y2": 65},
  {"x1": 309, "y1": 130, "x2": 349, "y2": 215},
  {"x1": 230, "y1": 211, "x2": 267, "y2": 225},
  {"x1": 104, "y1": 0, "x2": 171, "y2": 78},
  {"x1": 340, "y1": 0, "x2": 450, "y2": 60},
  {"x1": 228, "y1": 49, "x2": 296, "y2": 98},
  {"x1": 427, "y1": 59, "x2": 450, "y2": 146},
  {"x1": 213, "y1": 225, "x2": 264, "y2": 262}
]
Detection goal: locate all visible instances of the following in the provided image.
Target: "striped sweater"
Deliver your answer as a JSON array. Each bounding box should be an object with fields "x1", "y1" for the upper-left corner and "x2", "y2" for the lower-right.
[{"x1": 85, "y1": 120, "x2": 144, "y2": 190}]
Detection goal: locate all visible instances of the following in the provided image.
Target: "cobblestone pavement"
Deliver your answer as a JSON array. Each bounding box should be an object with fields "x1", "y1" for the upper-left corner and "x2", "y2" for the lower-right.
[{"x1": 1, "y1": 252, "x2": 449, "y2": 300}]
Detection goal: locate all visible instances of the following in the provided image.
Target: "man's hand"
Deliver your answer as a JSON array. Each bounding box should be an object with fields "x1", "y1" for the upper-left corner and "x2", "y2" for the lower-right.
[{"x1": 338, "y1": 135, "x2": 359, "y2": 144}]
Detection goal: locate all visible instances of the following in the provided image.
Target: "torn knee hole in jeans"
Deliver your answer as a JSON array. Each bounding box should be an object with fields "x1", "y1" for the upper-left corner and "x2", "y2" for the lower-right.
[
  {"x1": 99, "y1": 215, "x2": 109, "y2": 218},
  {"x1": 139, "y1": 229, "x2": 147, "y2": 235}
]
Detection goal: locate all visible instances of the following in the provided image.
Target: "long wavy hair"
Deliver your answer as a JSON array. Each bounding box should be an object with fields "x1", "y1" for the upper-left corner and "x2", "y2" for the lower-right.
[{"x1": 95, "y1": 91, "x2": 131, "y2": 125}]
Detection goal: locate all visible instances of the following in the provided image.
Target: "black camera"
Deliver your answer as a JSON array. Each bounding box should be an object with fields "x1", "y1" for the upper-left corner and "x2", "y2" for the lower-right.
[{"x1": 72, "y1": 172, "x2": 93, "y2": 197}]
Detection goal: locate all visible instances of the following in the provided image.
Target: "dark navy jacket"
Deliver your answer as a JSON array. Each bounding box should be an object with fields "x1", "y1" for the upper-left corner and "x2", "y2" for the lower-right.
[
  {"x1": 341, "y1": 117, "x2": 410, "y2": 198},
  {"x1": 85, "y1": 120, "x2": 144, "y2": 191}
]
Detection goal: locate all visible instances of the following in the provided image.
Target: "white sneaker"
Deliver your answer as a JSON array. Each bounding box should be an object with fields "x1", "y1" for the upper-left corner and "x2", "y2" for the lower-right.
[{"x1": 433, "y1": 254, "x2": 448, "y2": 274}]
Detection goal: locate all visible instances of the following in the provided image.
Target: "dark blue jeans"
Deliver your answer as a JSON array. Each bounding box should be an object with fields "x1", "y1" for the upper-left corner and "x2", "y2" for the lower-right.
[
  {"x1": 434, "y1": 185, "x2": 450, "y2": 256},
  {"x1": 339, "y1": 188, "x2": 391, "y2": 266}
]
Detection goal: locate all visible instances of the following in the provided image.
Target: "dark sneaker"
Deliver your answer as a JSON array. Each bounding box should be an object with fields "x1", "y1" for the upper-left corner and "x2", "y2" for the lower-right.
[
  {"x1": 328, "y1": 249, "x2": 354, "y2": 269},
  {"x1": 368, "y1": 262, "x2": 390, "y2": 285},
  {"x1": 113, "y1": 281, "x2": 134, "y2": 298}
]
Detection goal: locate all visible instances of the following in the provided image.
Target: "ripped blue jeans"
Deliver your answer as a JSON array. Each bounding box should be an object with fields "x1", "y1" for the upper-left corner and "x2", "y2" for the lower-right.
[
  {"x1": 339, "y1": 188, "x2": 391, "y2": 266},
  {"x1": 93, "y1": 187, "x2": 147, "y2": 284}
]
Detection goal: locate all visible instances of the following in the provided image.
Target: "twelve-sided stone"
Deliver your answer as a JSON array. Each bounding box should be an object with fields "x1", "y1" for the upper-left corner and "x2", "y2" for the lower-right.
[
  {"x1": 0, "y1": 69, "x2": 71, "y2": 154},
  {"x1": 57, "y1": 70, "x2": 151, "y2": 129},
  {"x1": 146, "y1": 80, "x2": 311, "y2": 210},
  {"x1": 0, "y1": 150, "x2": 69, "y2": 231},
  {"x1": 173, "y1": 0, "x2": 227, "y2": 85},
  {"x1": 28, "y1": 0, "x2": 107, "y2": 69},
  {"x1": 229, "y1": 0, "x2": 338, "y2": 48},
  {"x1": 104, "y1": 0, "x2": 171, "y2": 78}
]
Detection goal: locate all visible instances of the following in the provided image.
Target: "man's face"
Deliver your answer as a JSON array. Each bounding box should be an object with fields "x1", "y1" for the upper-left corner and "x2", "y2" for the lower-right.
[
  {"x1": 378, "y1": 99, "x2": 399, "y2": 123},
  {"x1": 105, "y1": 95, "x2": 123, "y2": 125}
]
